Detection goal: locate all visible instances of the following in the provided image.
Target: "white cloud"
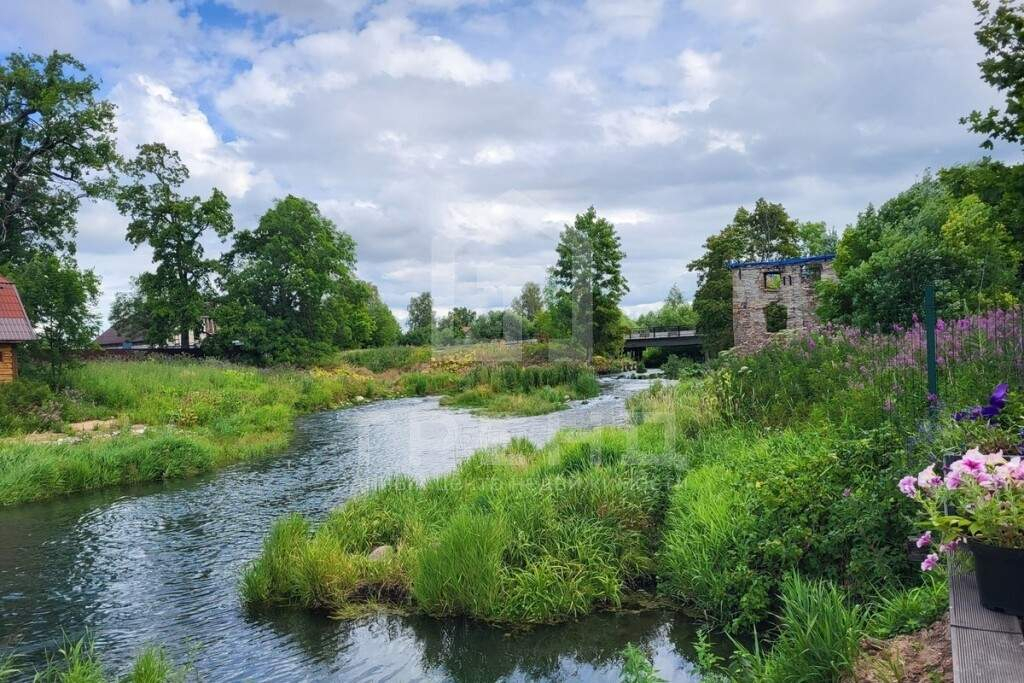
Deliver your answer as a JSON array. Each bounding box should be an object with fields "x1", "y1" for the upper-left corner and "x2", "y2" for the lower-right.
[
  {"x1": 585, "y1": 0, "x2": 665, "y2": 38},
  {"x1": 599, "y1": 106, "x2": 685, "y2": 147},
  {"x1": 112, "y1": 75, "x2": 262, "y2": 198}
]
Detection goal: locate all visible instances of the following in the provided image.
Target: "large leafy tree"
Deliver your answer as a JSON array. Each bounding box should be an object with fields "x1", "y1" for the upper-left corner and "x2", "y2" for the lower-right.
[
  {"x1": 688, "y1": 200, "x2": 802, "y2": 356},
  {"x1": 818, "y1": 175, "x2": 1022, "y2": 328},
  {"x1": 116, "y1": 144, "x2": 233, "y2": 350},
  {"x1": 10, "y1": 254, "x2": 99, "y2": 387},
  {"x1": 0, "y1": 52, "x2": 118, "y2": 265},
  {"x1": 405, "y1": 292, "x2": 434, "y2": 346},
  {"x1": 214, "y1": 196, "x2": 372, "y2": 365},
  {"x1": 549, "y1": 207, "x2": 628, "y2": 357},
  {"x1": 437, "y1": 306, "x2": 476, "y2": 344},
  {"x1": 962, "y1": 0, "x2": 1024, "y2": 148}
]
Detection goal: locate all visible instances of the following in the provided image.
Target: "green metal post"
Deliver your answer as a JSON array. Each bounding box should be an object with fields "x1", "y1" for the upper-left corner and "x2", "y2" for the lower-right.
[{"x1": 924, "y1": 285, "x2": 938, "y2": 413}]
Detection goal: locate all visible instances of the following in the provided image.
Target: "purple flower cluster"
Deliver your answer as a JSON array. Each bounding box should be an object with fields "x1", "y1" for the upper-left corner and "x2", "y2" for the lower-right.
[{"x1": 953, "y1": 383, "x2": 1009, "y2": 423}]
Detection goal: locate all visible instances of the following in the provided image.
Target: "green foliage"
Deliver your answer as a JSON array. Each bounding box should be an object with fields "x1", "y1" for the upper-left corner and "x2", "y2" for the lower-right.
[
  {"x1": 689, "y1": 199, "x2": 804, "y2": 356},
  {"x1": 0, "y1": 51, "x2": 118, "y2": 264},
  {"x1": 242, "y1": 427, "x2": 678, "y2": 624},
  {"x1": 764, "y1": 302, "x2": 788, "y2": 333},
  {"x1": 0, "y1": 377, "x2": 61, "y2": 434},
  {"x1": 440, "y1": 362, "x2": 600, "y2": 416},
  {"x1": 337, "y1": 345, "x2": 431, "y2": 373},
  {"x1": 961, "y1": 0, "x2": 1024, "y2": 148},
  {"x1": 796, "y1": 220, "x2": 838, "y2": 257},
  {"x1": 819, "y1": 173, "x2": 1022, "y2": 328},
  {"x1": 366, "y1": 285, "x2": 401, "y2": 347},
  {"x1": 116, "y1": 143, "x2": 234, "y2": 350},
  {"x1": 511, "y1": 281, "x2": 543, "y2": 321},
  {"x1": 731, "y1": 574, "x2": 865, "y2": 683},
  {"x1": 9, "y1": 253, "x2": 100, "y2": 388},
  {"x1": 867, "y1": 575, "x2": 949, "y2": 639},
  {"x1": 549, "y1": 207, "x2": 629, "y2": 357},
  {"x1": 619, "y1": 643, "x2": 664, "y2": 683},
  {"x1": 405, "y1": 292, "x2": 434, "y2": 346},
  {"x1": 660, "y1": 355, "x2": 702, "y2": 380},
  {"x1": 213, "y1": 196, "x2": 373, "y2": 365},
  {"x1": 31, "y1": 635, "x2": 185, "y2": 683},
  {"x1": 635, "y1": 285, "x2": 697, "y2": 330}
]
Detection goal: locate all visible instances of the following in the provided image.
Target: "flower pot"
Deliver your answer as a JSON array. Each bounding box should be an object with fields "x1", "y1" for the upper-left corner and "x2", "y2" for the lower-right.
[{"x1": 968, "y1": 538, "x2": 1024, "y2": 616}]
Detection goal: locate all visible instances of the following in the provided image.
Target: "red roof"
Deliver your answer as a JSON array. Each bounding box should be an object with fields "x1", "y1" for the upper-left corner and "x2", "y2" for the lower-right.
[{"x1": 0, "y1": 276, "x2": 36, "y2": 342}]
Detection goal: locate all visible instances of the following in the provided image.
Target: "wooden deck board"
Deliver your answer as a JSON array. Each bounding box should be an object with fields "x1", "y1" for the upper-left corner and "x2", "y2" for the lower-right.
[
  {"x1": 950, "y1": 565, "x2": 1024, "y2": 682},
  {"x1": 950, "y1": 569, "x2": 1022, "y2": 634}
]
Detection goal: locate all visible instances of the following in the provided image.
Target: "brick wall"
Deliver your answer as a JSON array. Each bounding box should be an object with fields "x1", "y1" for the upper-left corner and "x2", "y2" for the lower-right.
[{"x1": 731, "y1": 260, "x2": 836, "y2": 353}]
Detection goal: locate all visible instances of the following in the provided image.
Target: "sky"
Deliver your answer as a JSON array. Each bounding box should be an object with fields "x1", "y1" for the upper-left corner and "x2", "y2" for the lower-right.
[{"x1": 2, "y1": 0, "x2": 1019, "y2": 326}]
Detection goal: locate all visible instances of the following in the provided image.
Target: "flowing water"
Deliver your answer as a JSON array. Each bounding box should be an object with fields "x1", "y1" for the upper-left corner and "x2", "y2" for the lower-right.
[{"x1": 0, "y1": 378, "x2": 703, "y2": 682}]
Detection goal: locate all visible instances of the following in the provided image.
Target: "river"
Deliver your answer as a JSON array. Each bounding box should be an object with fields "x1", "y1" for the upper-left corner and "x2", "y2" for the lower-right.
[{"x1": 0, "y1": 378, "x2": 702, "y2": 682}]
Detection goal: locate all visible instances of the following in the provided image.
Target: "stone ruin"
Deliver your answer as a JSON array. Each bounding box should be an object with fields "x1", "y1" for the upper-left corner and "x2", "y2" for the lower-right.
[{"x1": 729, "y1": 255, "x2": 836, "y2": 353}]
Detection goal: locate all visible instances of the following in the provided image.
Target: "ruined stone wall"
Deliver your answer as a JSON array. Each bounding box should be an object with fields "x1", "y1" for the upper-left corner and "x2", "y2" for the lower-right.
[{"x1": 731, "y1": 260, "x2": 836, "y2": 353}]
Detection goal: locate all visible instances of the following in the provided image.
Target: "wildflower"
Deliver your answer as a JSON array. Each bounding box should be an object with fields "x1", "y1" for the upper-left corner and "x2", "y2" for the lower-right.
[
  {"x1": 927, "y1": 393, "x2": 938, "y2": 406},
  {"x1": 842, "y1": 487, "x2": 852, "y2": 498},
  {"x1": 883, "y1": 398, "x2": 895, "y2": 413},
  {"x1": 916, "y1": 531, "x2": 932, "y2": 548},
  {"x1": 921, "y1": 553, "x2": 939, "y2": 571},
  {"x1": 898, "y1": 476, "x2": 917, "y2": 497}
]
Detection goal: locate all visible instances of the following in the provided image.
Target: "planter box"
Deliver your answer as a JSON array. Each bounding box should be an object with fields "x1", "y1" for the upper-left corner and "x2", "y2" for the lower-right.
[{"x1": 968, "y1": 538, "x2": 1024, "y2": 616}]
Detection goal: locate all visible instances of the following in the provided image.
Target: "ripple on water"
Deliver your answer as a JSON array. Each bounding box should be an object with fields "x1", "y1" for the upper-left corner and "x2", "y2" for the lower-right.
[{"x1": 0, "y1": 378, "x2": 701, "y2": 681}]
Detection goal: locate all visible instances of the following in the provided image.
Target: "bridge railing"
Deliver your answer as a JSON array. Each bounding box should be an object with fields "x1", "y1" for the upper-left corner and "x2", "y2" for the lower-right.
[{"x1": 624, "y1": 326, "x2": 698, "y2": 340}]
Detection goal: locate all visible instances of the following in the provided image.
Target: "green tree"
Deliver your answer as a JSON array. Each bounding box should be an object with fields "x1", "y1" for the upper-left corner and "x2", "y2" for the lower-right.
[
  {"x1": 511, "y1": 281, "x2": 543, "y2": 321},
  {"x1": 688, "y1": 200, "x2": 801, "y2": 356},
  {"x1": 636, "y1": 284, "x2": 697, "y2": 329},
  {"x1": 0, "y1": 52, "x2": 118, "y2": 265},
  {"x1": 549, "y1": 207, "x2": 628, "y2": 357},
  {"x1": 108, "y1": 281, "x2": 152, "y2": 340},
  {"x1": 116, "y1": 144, "x2": 233, "y2": 350},
  {"x1": 10, "y1": 254, "x2": 99, "y2": 387},
  {"x1": 405, "y1": 292, "x2": 434, "y2": 346},
  {"x1": 818, "y1": 176, "x2": 1021, "y2": 328},
  {"x1": 214, "y1": 196, "x2": 371, "y2": 365},
  {"x1": 366, "y1": 285, "x2": 401, "y2": 347},
  {"x1": 962, "y1": 0, "x2": 1024, "y2": 148},
  {"x1": 796, "y1": 221, "x2": 838, "y2": 256},
  {"x1": 939, "y1": 160, "x2": 1024, "y2": 251}
]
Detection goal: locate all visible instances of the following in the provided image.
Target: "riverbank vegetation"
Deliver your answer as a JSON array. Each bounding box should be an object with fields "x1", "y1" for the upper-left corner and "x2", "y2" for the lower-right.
[
  {"x1": 0, "y1": 635, "x2": 187, "y2": 683},
  {"x1": 243, "y1": 305, "x2": 1024, "y2": 680},
  {"x1": 0, "y1": 348, "x2": 604, "y2": 505}
]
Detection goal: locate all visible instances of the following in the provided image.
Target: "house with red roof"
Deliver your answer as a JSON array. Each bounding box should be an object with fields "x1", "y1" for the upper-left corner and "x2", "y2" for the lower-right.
[{"x1": 0, "y1": 276, "x2": 36, "y2": 382}]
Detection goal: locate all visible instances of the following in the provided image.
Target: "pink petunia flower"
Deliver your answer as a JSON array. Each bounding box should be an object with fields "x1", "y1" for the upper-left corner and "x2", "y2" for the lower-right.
[
  {"x1": 898, "y1": 476, "x2": 917, "y2": 497},
  {"x1": 917, "y1": 465, "x2": 942, "y2": 489},
  {"x1": 921, "y1": 553, "x2": 940, "y2": 571},
  {"x1": 916, "y1": 531, "x2": 932, "y2": 548}
]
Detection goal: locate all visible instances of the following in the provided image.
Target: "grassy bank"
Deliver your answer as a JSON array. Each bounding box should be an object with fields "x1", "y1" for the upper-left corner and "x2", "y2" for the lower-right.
[
  {"x1": 0, "y1": 348, "x2": 602, "y2": 506},
  {"x1": 244, "y1": 313, "x2": 1020, "y2": 680}
]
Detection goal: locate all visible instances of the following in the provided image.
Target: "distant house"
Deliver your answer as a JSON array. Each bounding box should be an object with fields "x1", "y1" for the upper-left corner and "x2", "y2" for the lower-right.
[
  {"x1": 95, "y1": 316, "x2": 218, "y2": 352},
  {"x1": 0, "y1": 276, "x2": 36, "y2": 382}
]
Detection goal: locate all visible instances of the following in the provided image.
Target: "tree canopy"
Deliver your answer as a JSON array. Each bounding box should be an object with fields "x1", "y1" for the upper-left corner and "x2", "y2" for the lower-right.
[
  {"x1": 116, "y1": 143, "x2": 234, "y2": 349},
  {"x1": 212, "y1": 196, "x2": 372, "y2": 365},
  {"x1": 962, "y1": 0, "x2": 1024, "y2": 148},
  {"x1": 548, "y1": 207, "x2": 628, "y2": 357},
  {"x1": 0, "y1": 52, "x2": 118, "y2": 265}
]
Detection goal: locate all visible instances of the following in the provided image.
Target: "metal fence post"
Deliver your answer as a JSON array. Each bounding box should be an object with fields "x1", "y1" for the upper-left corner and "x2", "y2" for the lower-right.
[{"x1": 924, "y1": 284, "x2": 939, "y2": 413}]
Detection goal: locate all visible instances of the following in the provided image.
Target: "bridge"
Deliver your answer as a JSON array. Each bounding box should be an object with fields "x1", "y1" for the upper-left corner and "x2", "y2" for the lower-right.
[{"x1": 623, "y1": 326, "x2": 703, "y2": 360}]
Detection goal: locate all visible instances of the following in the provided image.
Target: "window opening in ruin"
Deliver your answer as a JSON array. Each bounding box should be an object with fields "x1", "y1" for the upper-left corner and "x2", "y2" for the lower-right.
[
  {"x1": 764, "y1": 302, "x2": 788, "y2": 333},
  {"x1": 800, "y1": 263, "x2": 822, "y2": 281},
  {"x1": 763, "y1": 271, "x2": 782, "y2": 290}
]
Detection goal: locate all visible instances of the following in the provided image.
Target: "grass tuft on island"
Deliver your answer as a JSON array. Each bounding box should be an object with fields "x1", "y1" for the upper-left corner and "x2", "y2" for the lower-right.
[{"x1": 0, "y1": 350, "x2": 604, "y2": 506}]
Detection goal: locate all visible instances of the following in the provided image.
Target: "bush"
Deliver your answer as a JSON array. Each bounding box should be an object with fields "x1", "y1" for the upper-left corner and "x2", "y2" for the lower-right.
[{"x1": 0, "y1": 378, "x2": 62, "y2": 435}]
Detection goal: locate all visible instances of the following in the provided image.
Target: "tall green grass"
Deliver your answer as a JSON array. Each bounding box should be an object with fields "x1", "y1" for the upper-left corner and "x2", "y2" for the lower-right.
[
  {"x1": 31, "y1": 635, "x2": 185, "y2": 683},
  {"x1": 731, "y1": 574, "x2": 866, "y2": 683},
  {"x1": 441, "y1": 362, "x2": 601, "y2": 416},
  {"x1": 241, "y1": 426, "x2": 677, "y2": 624},
  {"x1": 335, "y1": 346, "x2": 431, "y2": 373}
]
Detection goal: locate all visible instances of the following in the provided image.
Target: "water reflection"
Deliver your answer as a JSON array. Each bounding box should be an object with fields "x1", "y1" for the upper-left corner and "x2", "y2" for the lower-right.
[{"x1": 0, "y1": 379, "x2": 702, "y2": 681}]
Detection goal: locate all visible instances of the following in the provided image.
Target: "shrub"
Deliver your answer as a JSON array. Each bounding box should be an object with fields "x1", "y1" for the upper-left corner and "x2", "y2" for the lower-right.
[
  {"x1": 0, "y1": 378, "x2": 63, "y2": 435},
  {"x1": 620, "y1": 643, "x2": 664, "y2": 683}
]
